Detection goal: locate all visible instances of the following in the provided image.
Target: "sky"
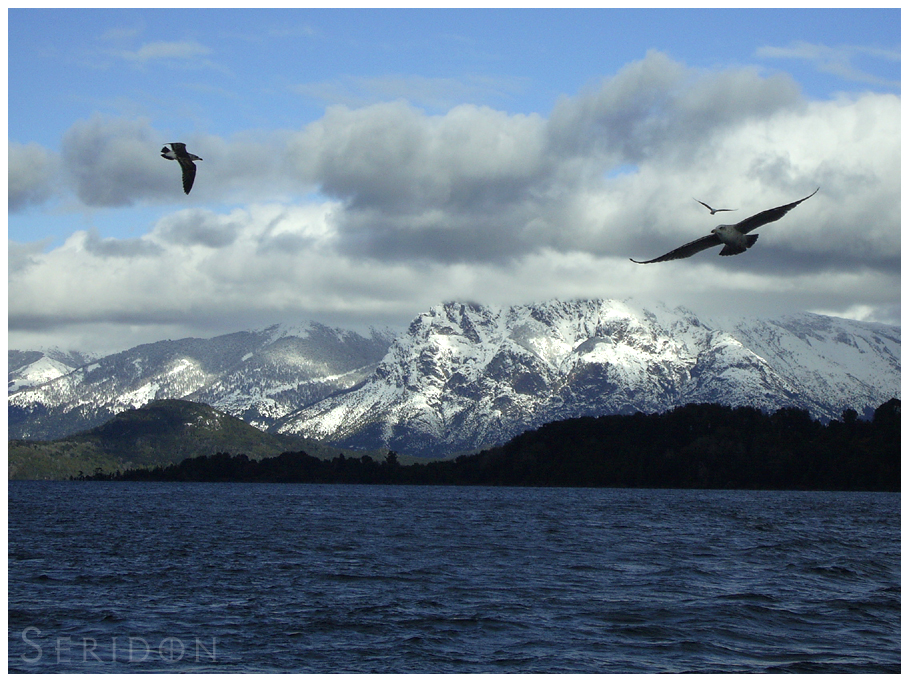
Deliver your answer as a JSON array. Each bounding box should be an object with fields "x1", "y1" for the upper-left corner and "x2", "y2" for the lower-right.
[{"x1": 7, "y1": 8, "x2": 902, "y2": 355}]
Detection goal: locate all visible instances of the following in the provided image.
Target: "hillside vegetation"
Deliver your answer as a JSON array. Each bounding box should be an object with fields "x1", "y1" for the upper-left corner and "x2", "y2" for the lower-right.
[
  {"x1": 9, "y1": 399, "x2": 370, "y2": 480},
  {"x1": 77, "y1": 399, "x2": 900, "y2": 492}
]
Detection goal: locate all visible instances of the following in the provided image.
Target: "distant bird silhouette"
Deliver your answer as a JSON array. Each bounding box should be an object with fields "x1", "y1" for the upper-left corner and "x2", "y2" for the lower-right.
[
  {"x1": 161, "y1": 143, "x2": 202, "y2": 194},
  {"x1": 631, "y1": 188, "x2": 819, "y2": 264},
  {"x1": 694, "y1": 198, "x2": 736, "y2": 215}
]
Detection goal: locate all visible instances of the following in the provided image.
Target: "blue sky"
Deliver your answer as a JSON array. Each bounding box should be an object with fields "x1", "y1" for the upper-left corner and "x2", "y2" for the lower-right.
[{"x1": 7, "y1": 8, "x2": 901, "y2": 353}]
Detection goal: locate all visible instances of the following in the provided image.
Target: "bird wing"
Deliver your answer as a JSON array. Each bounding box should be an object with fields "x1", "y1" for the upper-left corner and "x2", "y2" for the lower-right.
[
  {"x1": 695, "y1": 198, "x2": 737, "y2": 213},
  {"x1": 178, "y1": 158, "x2": 197, "y2": 194},
  {"x1": 170, "y1": 142, "x2": 188, "y2": 156},
  {"x1": 630, "y1": 233, "x2": 722, "y2": 264},
  {"x1": 735, "y1": 188, "x2": 819, "y2": 234}
]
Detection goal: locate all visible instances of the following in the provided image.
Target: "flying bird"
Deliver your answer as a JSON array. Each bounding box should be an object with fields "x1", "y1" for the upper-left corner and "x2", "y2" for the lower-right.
[
  {"x1": 630, "y1": 188, "x2": 819, "y2": 264},
  {"x1": 694, "y1": 198, "x2": 736, "y2": 215},
  {"x1": 161, "y1": 143, "x2": 202, "y2": 194}
]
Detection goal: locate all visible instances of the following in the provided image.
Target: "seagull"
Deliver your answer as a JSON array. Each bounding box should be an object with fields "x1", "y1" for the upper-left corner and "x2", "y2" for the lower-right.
[
  {"x1": 630, "y1": 188, "x2": 819, "y2": 264},
  {"x1": 161, "y1": 143, "x2": 202, "y2": 194},
  {"x1": 694, "y1": 198, "x2": 736, "y2": 215}
]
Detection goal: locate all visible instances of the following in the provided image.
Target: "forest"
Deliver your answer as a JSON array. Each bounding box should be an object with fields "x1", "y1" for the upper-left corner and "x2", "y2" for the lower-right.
[{"x1": 77, "y1": 399, "x2": 900, "y2": 492}]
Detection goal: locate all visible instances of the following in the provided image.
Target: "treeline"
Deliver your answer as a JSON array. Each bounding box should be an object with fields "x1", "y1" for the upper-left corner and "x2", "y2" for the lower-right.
[{"x1": 77, "y1": 400, "x2": 900, "y2": 491}]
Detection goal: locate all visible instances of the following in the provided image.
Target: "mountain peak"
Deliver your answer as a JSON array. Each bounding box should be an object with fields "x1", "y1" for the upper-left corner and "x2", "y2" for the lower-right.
[
  {"x1": 8, "y1": 299, "x2": 900, "y2": 458},
  {"x1": 9, "y1": 322, "x2": 395, "y2": 440},
  {"x1": 275, "y1": 299, "x2": 899, "y2": 456}
]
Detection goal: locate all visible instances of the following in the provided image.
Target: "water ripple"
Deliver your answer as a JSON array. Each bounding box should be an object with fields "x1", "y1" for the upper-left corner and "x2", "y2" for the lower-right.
[{"x1": 8, "y1": 482, "x2": 900, "y2": 673}]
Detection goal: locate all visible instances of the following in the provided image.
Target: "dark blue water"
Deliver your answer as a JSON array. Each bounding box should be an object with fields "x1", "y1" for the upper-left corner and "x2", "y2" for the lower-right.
[{"x1": 8, "y1": 482, "x2": 900, "y2": 673}]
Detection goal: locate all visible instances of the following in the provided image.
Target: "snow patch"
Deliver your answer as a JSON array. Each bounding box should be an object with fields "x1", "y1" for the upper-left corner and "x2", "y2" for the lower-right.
[{"x1": 119, "y1": 383, "x2": 161, "y2": 409}]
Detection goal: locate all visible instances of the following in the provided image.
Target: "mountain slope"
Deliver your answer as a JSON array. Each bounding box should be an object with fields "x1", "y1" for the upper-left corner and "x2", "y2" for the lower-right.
[
  {"x1": 274, "y1": 300, "x2": 900, "y2": 456},
  {"x1": 8, "y1": 299, "x2": 900, "y2": 459},
  {"x1": 9, "y1": 322, "x2": 395, "y2": 440},
  {"x1": 8, "y1": 349, "x2": 97, "y2": 393}
]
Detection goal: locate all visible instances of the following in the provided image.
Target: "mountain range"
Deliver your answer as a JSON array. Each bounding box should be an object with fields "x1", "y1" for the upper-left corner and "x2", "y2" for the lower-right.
[
  {"x1": 9, "y1": 299, "x2": 900, "y2": 457},
  {"x1": 9, "y1": 322, "x2": 395, "y2": 441}
]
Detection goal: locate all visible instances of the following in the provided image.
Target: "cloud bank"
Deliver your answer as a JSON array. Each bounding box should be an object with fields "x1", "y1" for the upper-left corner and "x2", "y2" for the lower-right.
[{"x1": 8, "y1": 51, "x2": 900, "y2": 353}]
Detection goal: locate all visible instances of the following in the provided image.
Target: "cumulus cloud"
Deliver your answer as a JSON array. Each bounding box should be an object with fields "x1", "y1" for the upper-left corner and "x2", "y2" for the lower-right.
[
  {"x1": 324, "y1": 102, "x2": 544, "y2": 208},
  {"x1": 8, "y1": 238, "x2": 52, "y2": 274},
  {"x1": 8, "y1": 142, "x2": 60, "y2": 211},
  {"x1": 8, "y1": 51, "x2": 901, "y2": 353},
  {"x1": 280, "y1": 49, "x2": 895, "y2": 274},
  {"x1": 56, "y1": 117, "x2": 299, "y2": 207},
  {"x1": 288, "y1": 100, "x2": 549, "y2": 262},
  {"x1": 61, "y1": 115, "x2": 178, "y2": 206},
  {"x1": 82, "y1": 229, "x2": 164, "y2": 259},
  {"x1": 10, "y1": 203, "x2": 355, "y2": 350},
  {"x1": 154, "y1": 209, "x2": 243, "y2": 248},
  {"x1": 9, "y1": 204, "x2": 899, "y2": 355}
]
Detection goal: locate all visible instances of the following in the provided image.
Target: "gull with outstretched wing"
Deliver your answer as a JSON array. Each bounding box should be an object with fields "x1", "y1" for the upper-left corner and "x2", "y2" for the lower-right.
[
  {"x1": 694, "y1": 198, "x2": 736, "y2": 215},
  {"x1": 161, "y1": 143, "x2": 202, "y2": 195},
  {"x1": 630, "y1": 188, "x2": 819, "y2": 264}
]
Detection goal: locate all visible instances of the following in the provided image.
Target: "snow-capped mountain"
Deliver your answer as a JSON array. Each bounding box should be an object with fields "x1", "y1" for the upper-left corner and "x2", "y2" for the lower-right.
[
  {"x1": 8, "y1": 349, "x2": 98, "y2": 393},
  {"x1": 8, "y1": 299, "x2": 900, "y2": 456},
  {"x1": 8, "y1": 323, "x2": 395, "y2": 440},
  {"x1": 274, "y1": 299, "x2": 900, "y2": 456}
]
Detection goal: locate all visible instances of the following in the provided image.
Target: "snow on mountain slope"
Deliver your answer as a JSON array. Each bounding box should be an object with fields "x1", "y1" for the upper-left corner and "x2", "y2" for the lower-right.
[
  {"x1": 8, "y1": 323, "x2": 395, "y2": 440},
  {"x1": 9, "y1": 355, "x2": 77, "y2": 393},
  {"x1": 191, "y1": 323, "x2": 395, "y2": 429},
  {"x1": 9, "y1": 299, "x2": 899, "y2": 455},
  {"x1": 8, "y1": 349, "x2": 98, "y2": 393},
  {"x1": 724, "y1": 315, "x2": 900, "y2": 412},
  {"x1": 274, "y1": 299, "x2": 900, "y2": 456}
]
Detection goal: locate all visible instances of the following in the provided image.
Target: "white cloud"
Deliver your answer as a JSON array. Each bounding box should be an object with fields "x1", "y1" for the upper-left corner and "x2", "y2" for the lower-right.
[{"x1": 8, "y1": 51, "x2": 901, "y2": 353}]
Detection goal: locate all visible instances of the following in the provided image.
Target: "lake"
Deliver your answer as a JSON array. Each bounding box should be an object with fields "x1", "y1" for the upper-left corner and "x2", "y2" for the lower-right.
[{"x1": 8, "y1": 481, "x2": 900, "y2": 672}]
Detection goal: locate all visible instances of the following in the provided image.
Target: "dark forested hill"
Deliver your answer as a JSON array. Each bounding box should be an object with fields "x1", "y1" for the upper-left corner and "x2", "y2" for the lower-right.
[
  {"x1": 9, "y1": 399, "x2": 348, "y2": 480},
  {"x1": 83, "y1": 399, "x2": 900, "y2": 492},
  {"x1": 446, "y1": 399, "x2": 900, "y2": 491}
]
